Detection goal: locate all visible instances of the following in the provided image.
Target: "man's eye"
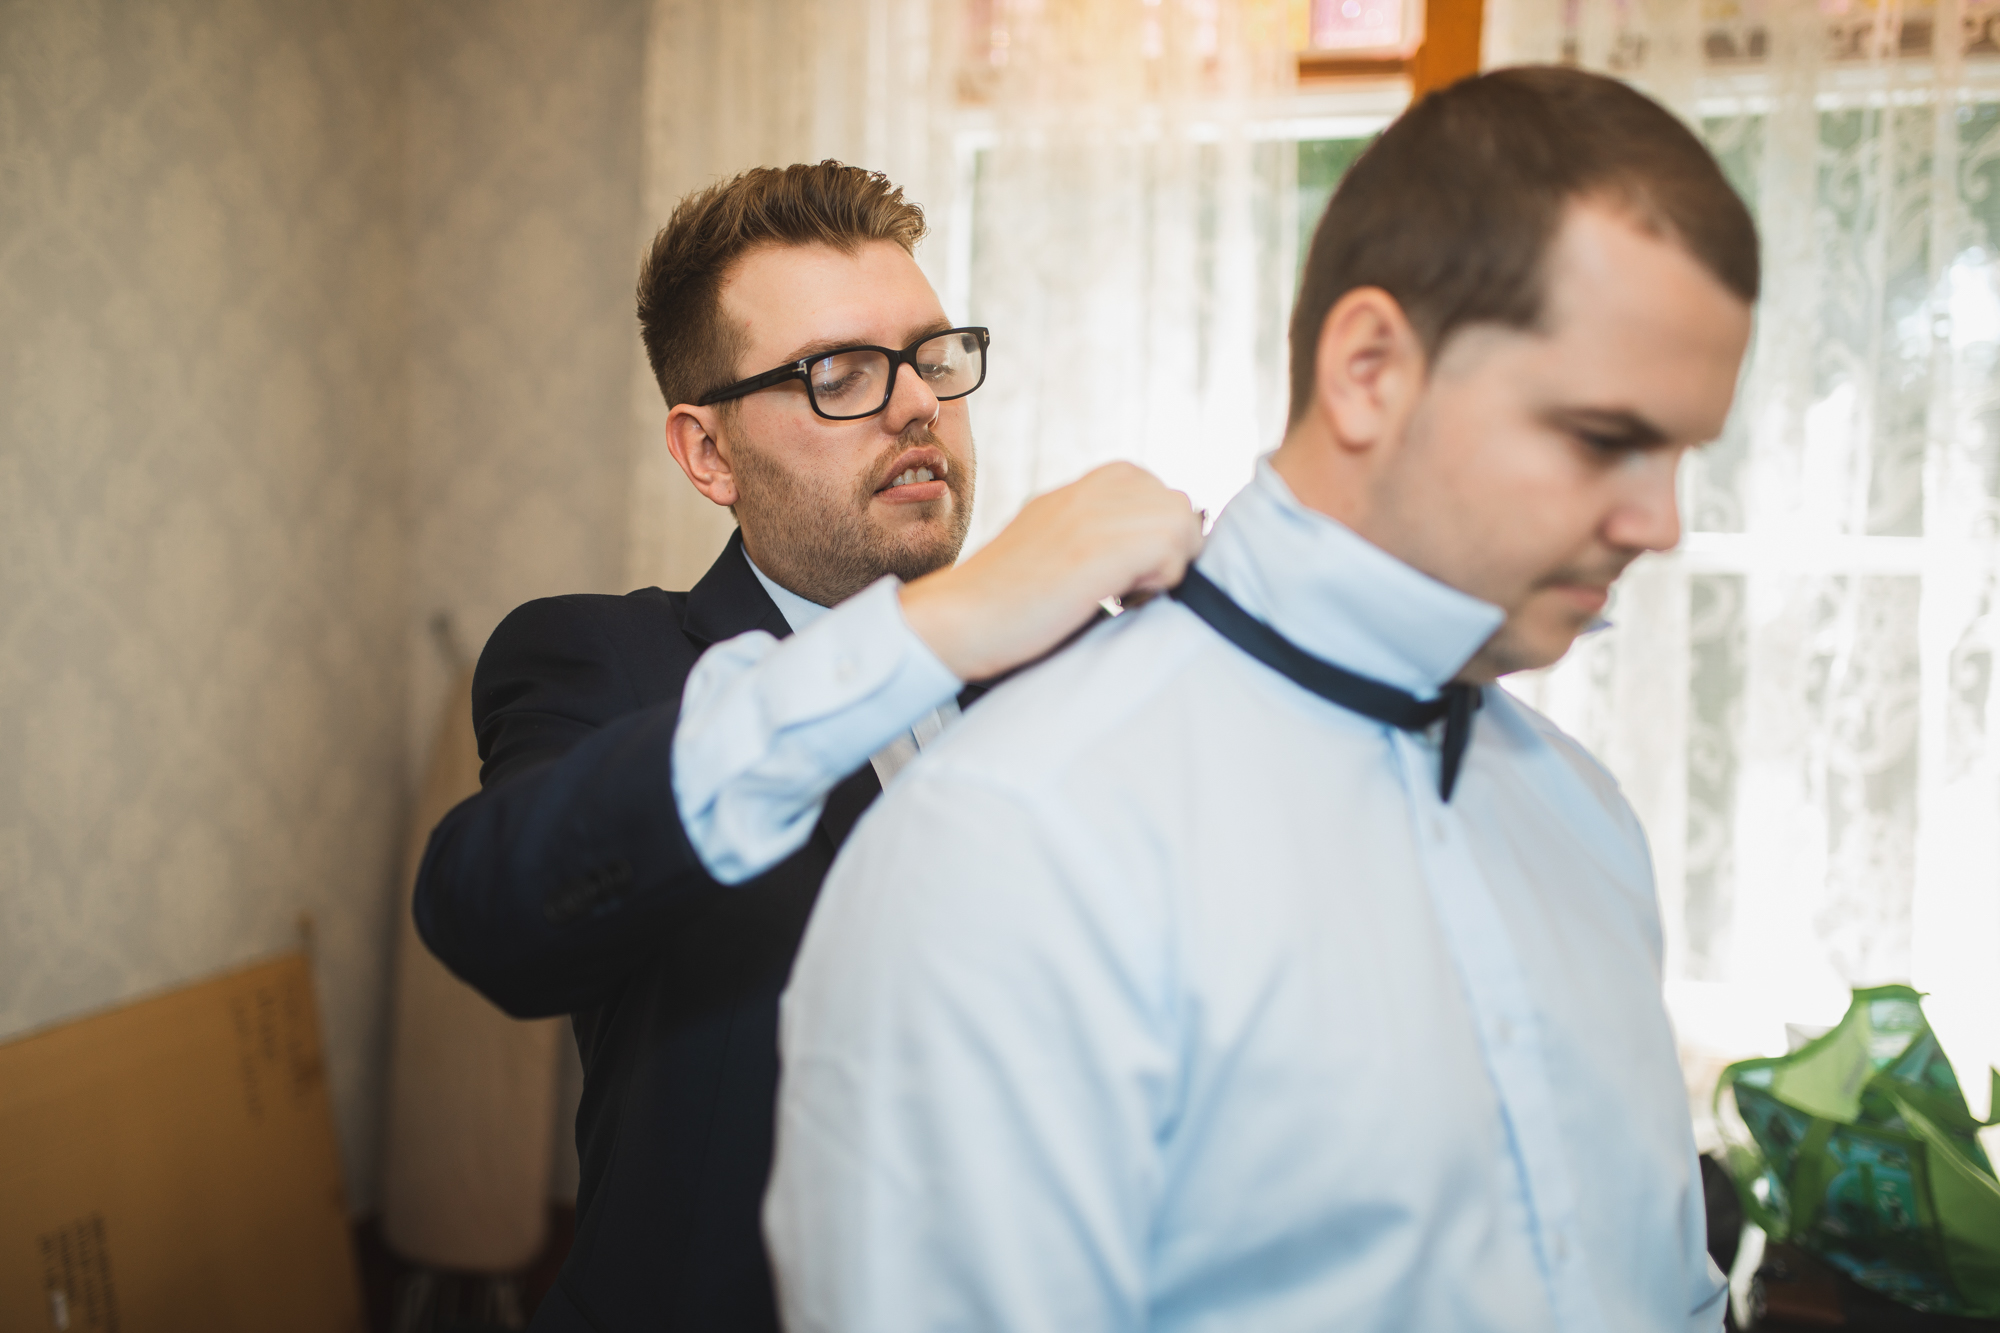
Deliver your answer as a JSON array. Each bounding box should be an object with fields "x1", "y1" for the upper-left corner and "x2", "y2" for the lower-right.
[
  {"x1": 814, "y1": 368, "x2": 867, "y2": 396},
  {"x1": 917, "y1": 360, "x2": 951, "y2": 380},
  {"x1": 1580, "y1": 431, "x2": 1638, "y2": 454}
]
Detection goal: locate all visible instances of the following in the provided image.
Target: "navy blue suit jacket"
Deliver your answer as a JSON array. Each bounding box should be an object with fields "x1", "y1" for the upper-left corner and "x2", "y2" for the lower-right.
[{"x1": 414, "y1": 530, "x2": 885, "y2": 1332}]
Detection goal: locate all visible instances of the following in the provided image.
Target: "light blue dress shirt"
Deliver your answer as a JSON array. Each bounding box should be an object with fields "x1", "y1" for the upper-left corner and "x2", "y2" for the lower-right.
[
  {"x1": 766, "y1": 458, "x2": 1728, "y2": 1333},
  {"x1": 671, "y1": 558, "x2": 962, "y2": 885}
]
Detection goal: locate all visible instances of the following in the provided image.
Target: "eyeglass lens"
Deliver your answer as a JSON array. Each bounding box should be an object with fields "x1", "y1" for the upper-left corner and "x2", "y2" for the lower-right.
[{"x1": 806, "y1": 330, "x2": 984, "y2": 420}]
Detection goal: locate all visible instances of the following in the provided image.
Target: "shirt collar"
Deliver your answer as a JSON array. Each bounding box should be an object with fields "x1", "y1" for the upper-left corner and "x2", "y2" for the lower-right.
[
  {"x1": 1195, "y1": 456, "x2": 1504, "y2": 699},
  {"x1": 745, "y1": 550, "x2": 830, "y2": 634}
]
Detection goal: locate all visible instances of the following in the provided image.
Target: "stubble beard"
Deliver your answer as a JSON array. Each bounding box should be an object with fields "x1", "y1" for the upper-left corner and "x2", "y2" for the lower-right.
[
  {"x1": 1462, "y1": 552, "x2": 1637, "y2": 679},
  {"x1": 729, "y1": 421, "x2": 977, "y2": 608}
]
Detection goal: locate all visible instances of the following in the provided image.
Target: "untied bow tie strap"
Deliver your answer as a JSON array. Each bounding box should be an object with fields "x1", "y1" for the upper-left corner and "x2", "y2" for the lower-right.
[{"x1": 1169, "y1": 568, "x2": 1482, "y2": 802}]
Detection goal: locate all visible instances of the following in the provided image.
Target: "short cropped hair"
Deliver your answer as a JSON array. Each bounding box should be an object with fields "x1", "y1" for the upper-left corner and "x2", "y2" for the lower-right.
[
  {"x1": 638, "y1": 161, "x2": 928, "y2": 410},
  {"x1": 1288, "y1": 66, "x2": 1760, "y2": 425}
]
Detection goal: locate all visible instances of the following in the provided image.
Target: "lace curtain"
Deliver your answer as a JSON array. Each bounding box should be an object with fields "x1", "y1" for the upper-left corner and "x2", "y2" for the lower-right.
[
  {"x1": 1488, "y1": 0, "x2": 2000, "y2": 1136},
  {"x1": 953, "y1": 0, "x2": 1299, "y2": 544},
  {"x1": 631, "y1": 0, "x2": 1299, "y2": 581}
]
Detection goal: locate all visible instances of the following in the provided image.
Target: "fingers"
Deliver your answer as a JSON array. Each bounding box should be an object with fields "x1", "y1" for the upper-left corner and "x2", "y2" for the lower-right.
[
  {"x1": 898, "y1": 463, "x2": 1206, "y2": 681},
  {"x1": 1117, "y1": 509, "x2": 1202, "y2": 595},
  {"x1": 1054, "y1": 463, "x2": 1202, "y2": 599}
]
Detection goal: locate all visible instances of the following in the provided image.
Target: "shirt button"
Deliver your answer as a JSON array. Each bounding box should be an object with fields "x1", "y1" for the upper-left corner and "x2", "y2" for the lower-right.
[
  {"x1": 834, "y1": 654, "x2": 858, "y2": 683},
  {"x1": 1428, "y1": 816, "x2": 1447, "y2": 842},
  {"x1": 1550, "y1": 1231, "x2": 1569, "y2": 1263},
  {"x1": 1493, "y1": 1018, "x2": 1514, "y2": 1046}
]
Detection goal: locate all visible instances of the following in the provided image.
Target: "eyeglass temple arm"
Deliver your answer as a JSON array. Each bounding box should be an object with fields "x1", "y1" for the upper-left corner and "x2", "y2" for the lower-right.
[{"x1": 695, "y1": 361, "x2": 807, "y2": 407}]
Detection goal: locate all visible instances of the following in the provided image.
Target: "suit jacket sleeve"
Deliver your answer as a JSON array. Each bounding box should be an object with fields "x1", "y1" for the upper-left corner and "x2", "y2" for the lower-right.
[{"x1": 412, "y1": 593, "x2": 715, "y2": 1018}]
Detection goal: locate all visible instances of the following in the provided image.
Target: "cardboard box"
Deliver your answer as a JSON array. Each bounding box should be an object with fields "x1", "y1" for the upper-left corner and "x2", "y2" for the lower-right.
[{"x1": 0, "y1": 951, "x2": 364, "y2": 1332}]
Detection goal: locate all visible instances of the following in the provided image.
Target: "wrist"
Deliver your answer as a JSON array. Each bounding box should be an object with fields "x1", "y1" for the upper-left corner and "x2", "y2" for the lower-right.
[{"x1": 898, "y1": 568, "x2": 981, "y2": 682}]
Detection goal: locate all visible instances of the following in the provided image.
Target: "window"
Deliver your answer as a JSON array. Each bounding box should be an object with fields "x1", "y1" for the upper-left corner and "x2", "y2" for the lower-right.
[{"x1": 1492, "y1": 0, "x2": 2000, "y2": 1137}]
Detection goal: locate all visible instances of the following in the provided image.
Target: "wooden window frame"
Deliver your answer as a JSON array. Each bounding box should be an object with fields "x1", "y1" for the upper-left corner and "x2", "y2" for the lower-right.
[{"x1": 1297, "y1": 0, "x2": 1484, "y2": 96}]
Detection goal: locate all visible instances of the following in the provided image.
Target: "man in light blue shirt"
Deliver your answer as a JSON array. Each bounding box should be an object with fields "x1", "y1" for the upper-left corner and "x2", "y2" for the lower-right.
[{"x1": 767, "y1": 68, "x2": 1760, "y2": 1331}]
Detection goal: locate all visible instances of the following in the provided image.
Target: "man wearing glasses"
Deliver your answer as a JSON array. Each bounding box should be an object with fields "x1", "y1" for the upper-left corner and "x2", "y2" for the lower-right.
[{"x1": 414, "y1": 162, "x2": 1201, "y2": 1333}]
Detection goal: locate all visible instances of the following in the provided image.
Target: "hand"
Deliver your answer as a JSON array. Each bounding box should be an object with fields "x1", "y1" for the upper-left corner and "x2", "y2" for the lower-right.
[{"x1": 899, "y1": 462, "x2": 1204, "y2": 682}]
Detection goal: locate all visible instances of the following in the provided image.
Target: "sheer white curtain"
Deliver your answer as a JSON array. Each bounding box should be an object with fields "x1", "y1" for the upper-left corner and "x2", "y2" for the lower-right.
[
  {"x1": 1489, "y1": 0, "x2": 2000, "y2": 1137},
  {"x1": 955, "y1": 0, "x2": 1299, "y2": 543},
  {"x1": 630, "y1": 0, "x2": 1299, "y2": 586}
]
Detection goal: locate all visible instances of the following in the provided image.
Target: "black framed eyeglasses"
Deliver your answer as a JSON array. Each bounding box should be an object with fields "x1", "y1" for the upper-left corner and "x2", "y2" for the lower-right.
[{"x1": 697, "y1": 326, "x2": 990, "y2": 422}]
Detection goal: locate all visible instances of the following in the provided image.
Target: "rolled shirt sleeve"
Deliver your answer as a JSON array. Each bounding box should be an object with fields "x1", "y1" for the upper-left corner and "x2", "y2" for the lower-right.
[{"x1": 672, "y1": 575, "x2": 962, "y2": 885}]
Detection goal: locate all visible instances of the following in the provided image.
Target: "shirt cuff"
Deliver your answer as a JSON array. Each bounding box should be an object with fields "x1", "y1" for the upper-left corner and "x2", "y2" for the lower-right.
[{"x1": 673, "y1": 576, "x2": 964, "y2": 884}]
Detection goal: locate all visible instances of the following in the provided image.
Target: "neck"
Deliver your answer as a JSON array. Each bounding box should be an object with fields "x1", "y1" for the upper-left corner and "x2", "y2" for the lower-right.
[
  {"x1": 1268, "y1": 421, "x2": 1503, "y2": 687},
  {"x1": 1191, "y1": 453, "x2": 1508, "y2": 700},
  {"x1": 1452, "y1": 645, "x2": 1509, "y2": 687},
  {"x1": 1270, "y1": 419, "x2": 1379, "y2": 544}
]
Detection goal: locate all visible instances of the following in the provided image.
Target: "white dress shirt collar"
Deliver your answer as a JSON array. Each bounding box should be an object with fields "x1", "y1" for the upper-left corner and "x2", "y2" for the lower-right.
[
  {"x1": 745, "y1": 548, "x2": 829, "y2": 635},
  {"x1": 1198, "y1": 456, "x2": 1505, "y2": 699}
]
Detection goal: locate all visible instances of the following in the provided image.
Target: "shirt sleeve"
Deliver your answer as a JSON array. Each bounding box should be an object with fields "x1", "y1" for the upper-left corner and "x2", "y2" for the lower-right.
[
  {"x1": 763, "y1": 767, "x2": 1176, "y2": 1333},
  {"x1": 671, "y1": 575, "x2": 962, "y2": 884}
]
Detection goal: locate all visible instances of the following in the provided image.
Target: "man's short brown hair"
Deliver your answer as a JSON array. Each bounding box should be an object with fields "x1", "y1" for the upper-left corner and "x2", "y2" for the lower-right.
[
  {"x1": 1288, "y1": 66, "x2": 1760, "y2": 426},
  {"x1": 638, "y1": 161, "x2": 928, "y2": 410}
]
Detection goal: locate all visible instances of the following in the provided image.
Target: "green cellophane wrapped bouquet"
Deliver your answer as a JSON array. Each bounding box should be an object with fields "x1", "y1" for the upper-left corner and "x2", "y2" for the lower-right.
[{"x1": 1718, "y1": 985, "x2": 2000, "y2": 1317}]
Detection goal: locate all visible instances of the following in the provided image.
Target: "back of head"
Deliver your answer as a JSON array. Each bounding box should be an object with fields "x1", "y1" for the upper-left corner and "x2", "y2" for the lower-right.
[
  {"x1": 638, "y1": 161, "x2": 928, "y2": 411},
  {"x1": 1287, "y1": 66, "x2": 1760, "y2": 425}
]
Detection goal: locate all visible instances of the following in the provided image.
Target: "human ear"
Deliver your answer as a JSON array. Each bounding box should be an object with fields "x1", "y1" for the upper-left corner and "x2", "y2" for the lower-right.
[
  {"x1": 665, "y1": 405, "x2": 740, "y2": 509},
  {"x1": 1311, "y1": 287, "x2": 1426, "y2": 457}
]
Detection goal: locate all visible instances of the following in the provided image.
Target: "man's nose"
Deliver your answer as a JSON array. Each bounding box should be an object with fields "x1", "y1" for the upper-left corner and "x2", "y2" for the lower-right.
[
  {"x1": 881, "y1": 360, "x2": 942, "y2": 435},
  {"x1": 1604, "y1": 448, "x2": 1684, "y2": 553}
]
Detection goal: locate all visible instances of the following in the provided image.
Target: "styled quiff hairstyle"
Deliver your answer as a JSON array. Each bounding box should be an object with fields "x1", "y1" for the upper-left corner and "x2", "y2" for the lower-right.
[
  {"x1": 1288, "y1": 65, "x2": 1760, "y2": 425},
  {"x1": 638, "y1": 161, "x2": 928, "y2": 410}
]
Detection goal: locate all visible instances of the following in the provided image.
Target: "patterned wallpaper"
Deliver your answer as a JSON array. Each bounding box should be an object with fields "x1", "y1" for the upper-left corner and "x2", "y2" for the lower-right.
[
  {"x1": 405, "y1": 0, "x2": 644, "y2": 773},
  {"x1": 0, "y1": 0, "x2": 645, "y2": 1213},
  {"x1": 404, "y1": 0, "x2": 646, "y2": 1209}
]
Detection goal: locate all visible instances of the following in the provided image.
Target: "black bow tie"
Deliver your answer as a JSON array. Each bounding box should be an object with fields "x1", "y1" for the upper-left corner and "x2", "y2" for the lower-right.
[{"x1": 1170, "y1": 568, "x2": 1482, "y2": 802}]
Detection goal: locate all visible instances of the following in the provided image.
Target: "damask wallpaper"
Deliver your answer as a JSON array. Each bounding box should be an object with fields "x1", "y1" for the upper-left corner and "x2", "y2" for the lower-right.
[
  {"x1": 404, "y1": 0, "x2": 645, "y2": 1210},
  {"x1": 0, "y1": 0, "x2": 646, "y2": 1213},
  {"x1": 405, "y1": 0, "x2": 644, "y2": 774}
]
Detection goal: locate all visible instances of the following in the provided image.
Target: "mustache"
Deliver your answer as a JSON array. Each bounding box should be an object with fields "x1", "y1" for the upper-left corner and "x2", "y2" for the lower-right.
[
  {"x1": 858, "y1": 424, "x2": 970, "y2": 495},
  {"x1": 1536, "y1": 553, "x2": 1639, "y2": 590},
  {"x1": 881, "y1": 422, "x2": 944, "y2": 461}
]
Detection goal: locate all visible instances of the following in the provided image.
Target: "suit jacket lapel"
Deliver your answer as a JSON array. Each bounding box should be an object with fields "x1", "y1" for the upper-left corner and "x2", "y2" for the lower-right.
[
  {"x1": 682, "y1": 528, "x2": 794, "y2": 650},
  {"x1": 682, "y1": 528, "x2": 884, "y2": 852}
]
